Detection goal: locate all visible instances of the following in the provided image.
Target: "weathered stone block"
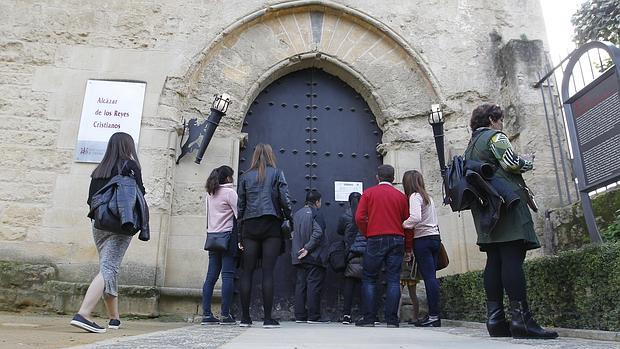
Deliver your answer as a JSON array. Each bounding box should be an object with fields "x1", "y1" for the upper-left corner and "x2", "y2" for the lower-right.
[
  {"x1": 0, "y1": 130, "x2": 56, "y2": 147},
  {"x1": 0, "y1": 116, "x2": 59, "y2": 133},
  {"x1": 171, "y1": 182, "x2": 206, "y2": 216},
  {"x1": 0, "y1": 260, "x2": 56, "y2": 289},
  {"x1": 122, "y1": 238, "x2": 160, "y2": 272},
  {"x1": 167, "y1": 231, "x2": 207, "y2": 251},
  {"x1": 0, "y1": 182, "x2": 54, "y2": 204},
  {"x1": 139, "y1": 128, "x2": 176, "y2": 150},
  {"x1": 0, "y1": 86, "x2": 48, "y2": 118},
  {"x1": 0, "y1": 225, "x2": 28, "y2": 241},
  {"x1": 163, "y1": 248, "x2": 208, "y2": 288},
  {"x1": 55, "y1": 119, "x2": 80, "y2": 149},
  {"x1": 31, "y1": 66, "x2": 69, "y2": 92},
  {"x1": 382, "y1": 149, "x2": 422, "y2": 184},
  {"x1": 0, "y1": 72, "x2": 32, "y2": 86},
  {"x1": 0, "y1": 205, "x2": 44, "y2": 228},
  {"x1": 50, "y1": 174, "x2": 90, "y2": 207},
  {"x1": 0, "y1": 148, "x2": 72, "y2": 172}
]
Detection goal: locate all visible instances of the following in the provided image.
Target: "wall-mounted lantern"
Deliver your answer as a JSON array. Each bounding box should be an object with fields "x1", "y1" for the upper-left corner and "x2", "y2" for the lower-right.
[
  {"x1": 428, "y1": 103, "x2": 446, "y2": 174},
  {"x1": 176, "y1": 93, "x2": 232, "y2": 164}
]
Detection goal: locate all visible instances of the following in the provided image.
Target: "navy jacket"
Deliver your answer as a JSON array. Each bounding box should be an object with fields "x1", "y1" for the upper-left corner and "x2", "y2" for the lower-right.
[
  {"x1": 336, "y1": 208, "x2": 366, "y2": 256},
  {"x1": 88, "y1": 174, "x2": 150, "y2": 241}
]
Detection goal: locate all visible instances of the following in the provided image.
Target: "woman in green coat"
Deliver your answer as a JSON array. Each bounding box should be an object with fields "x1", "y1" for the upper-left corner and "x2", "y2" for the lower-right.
[{"x1": 465, "y1": 104, "x2": 557, "y2": 340}]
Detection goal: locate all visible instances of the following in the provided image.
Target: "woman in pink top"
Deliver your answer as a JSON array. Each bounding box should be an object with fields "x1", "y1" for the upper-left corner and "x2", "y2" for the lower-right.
[
  {"x1": 402, "y1": 170, "x2": 441, "y2": 327},
  {"x1": 201, "y1": 165, "x2": 238, "y2": 325}
]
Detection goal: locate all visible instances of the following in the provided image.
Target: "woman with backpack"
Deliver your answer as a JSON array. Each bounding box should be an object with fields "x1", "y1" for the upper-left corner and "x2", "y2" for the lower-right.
[
  {"x1": 337, "y1": 192, "x2": 366, "y2": 324},
  {"x1": 466, "y1": 104, "x2": 557, "y2": 339},
  {"x1": 237, "y1": 143, "x2": 293, "y2": 328},
  {"x1": 71, "y1": 132, "x2": 146, "y2": 333},
  {"x1": 201, "y1": 165, "x2": 238, "y2": 325},
  {"x1": 402, "y1": 170, "x2": 441, "y2": 327}
]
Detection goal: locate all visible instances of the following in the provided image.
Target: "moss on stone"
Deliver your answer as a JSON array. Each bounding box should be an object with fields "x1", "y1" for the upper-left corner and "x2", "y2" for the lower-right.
[
  {"x1": 549, "y1": 187, "x2": 620, "y2": 251},
  {"x1": 0, "y1": 261, "x2": 56, "y2": 288},
  {"x1": 591, "y1": 187, "x2": 620, "y2": 228}
]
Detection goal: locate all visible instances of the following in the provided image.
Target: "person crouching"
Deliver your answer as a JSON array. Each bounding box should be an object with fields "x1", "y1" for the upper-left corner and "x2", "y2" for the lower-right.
[{"x1": 292, "y1": 190, "x2": 328, "y2": 324}]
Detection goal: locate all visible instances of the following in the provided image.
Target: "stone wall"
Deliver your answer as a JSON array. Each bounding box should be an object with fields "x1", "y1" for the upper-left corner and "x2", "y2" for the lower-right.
[
  {"x1": 0, "y1": 0, "x2": 561, "y2": 308},
  {"x1": 547, "y1": 187, "x2": 620, "y2": 253}
]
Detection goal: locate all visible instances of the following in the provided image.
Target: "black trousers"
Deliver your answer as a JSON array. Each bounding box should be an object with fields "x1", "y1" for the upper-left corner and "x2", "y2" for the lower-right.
[
  {"x1": 483, "y1": 240, "x2": 527, "y2": 303},
  {"x1": 239, "y1": 236, "x2": 281, "y2": 321},
  {"x1": 342, "y1": 276, "x2": 361, "y2": 316},
  {"x1": 294, "y1": 263, "x2": 326, "y2": 321}
]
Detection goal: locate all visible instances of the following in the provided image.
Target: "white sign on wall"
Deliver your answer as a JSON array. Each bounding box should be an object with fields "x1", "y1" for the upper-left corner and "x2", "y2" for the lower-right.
[
  {"x1": 74, "y1": 80, "x2": 147, "y2": 162},
  {"x1": 334, "y1": 181, "x2": 363, "y2": 202}
]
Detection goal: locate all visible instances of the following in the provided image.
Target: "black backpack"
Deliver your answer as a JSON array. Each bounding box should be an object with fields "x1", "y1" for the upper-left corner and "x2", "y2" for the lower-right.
[
  {"x1": 443, "y1": 153, "x2": 496, "y2": 212},
  {"x1": 443, "y1": 155, "x2": 473, "y2": 211},
  {"x1": 327, "y1": 239, "x2": 347, "y2": 272}
]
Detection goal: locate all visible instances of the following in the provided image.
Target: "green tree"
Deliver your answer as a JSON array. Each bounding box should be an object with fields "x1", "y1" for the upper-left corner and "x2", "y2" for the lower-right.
[{"x1": 571, "y1": 0, "x2": 620, "y2": 46}]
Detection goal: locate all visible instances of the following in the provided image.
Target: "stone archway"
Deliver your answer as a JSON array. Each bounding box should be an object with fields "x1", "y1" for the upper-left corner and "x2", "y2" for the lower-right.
[
  {"x1": 174, "y1": 0, "x2": 442, "y2": 133},
  {"x1": 160, "y1": 1, "x2": 447, "y2": 291}
]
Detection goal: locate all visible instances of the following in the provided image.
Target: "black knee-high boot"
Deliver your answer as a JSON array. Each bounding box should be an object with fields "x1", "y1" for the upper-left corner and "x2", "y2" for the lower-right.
[
  {"x1": 486, "y1": 301, "x2": 511, "y2": 337},
  {"x1": 509, "y1": 301, "x2": 558, "y2": 339}
]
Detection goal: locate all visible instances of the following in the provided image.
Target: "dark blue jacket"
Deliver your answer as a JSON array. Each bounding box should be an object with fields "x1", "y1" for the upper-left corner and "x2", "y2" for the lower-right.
[
  {"x1": 336, "y1": 209, "x2": 367, "y2": 256},
  {"x1": 88, "y1": 174, "x2": 150, "y2": 241}
]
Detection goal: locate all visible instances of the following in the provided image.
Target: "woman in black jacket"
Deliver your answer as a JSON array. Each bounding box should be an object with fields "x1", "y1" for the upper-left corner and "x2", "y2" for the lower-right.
[
  {"x1": 237, "y1": 143, "x2": 293, "y2": 328},
  {"x1": 71, "y1": 132, "x2": 146, "y2": 333},
  {"x1": 337, "y1": 192, "x2": 366, "y2": 324}
]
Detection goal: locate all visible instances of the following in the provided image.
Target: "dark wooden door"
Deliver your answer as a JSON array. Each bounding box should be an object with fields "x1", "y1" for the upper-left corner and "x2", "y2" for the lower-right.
[{"x1": 238, "y1": 68, "x2": 382, "y2": 320}]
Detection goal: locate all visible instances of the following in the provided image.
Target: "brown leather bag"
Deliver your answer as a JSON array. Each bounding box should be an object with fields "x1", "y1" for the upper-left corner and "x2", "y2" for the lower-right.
[{"x1": 437, "y1": 242, "x2": 449, "y2": 271}]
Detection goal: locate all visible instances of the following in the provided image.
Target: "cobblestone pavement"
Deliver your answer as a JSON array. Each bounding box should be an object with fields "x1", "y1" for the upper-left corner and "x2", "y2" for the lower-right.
[
  {"x1": 67, "y1": 322, "x2": 620, "y2": 349},
  {"x1": 67, "y1": 324, "x2": 245, "y2": 349}
]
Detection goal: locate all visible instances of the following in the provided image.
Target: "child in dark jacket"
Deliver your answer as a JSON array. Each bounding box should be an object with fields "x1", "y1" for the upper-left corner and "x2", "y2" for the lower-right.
[
  {"x1": 336, "y1": 192, "x2": 366, "y2": 324},
  {"x1": 291, "y1": 191, "x2": 328, "y2": 323}
]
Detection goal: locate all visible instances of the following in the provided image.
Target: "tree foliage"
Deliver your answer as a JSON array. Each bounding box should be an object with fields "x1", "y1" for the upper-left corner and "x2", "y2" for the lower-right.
[{"x1": 571, "y1": 0, "x2": 620, "y2": 46}]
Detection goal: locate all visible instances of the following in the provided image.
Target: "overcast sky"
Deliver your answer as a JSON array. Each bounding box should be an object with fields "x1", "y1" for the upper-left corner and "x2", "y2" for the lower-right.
[{"x1": 540, "y1": 0, "x2": 586, "y2": 64}]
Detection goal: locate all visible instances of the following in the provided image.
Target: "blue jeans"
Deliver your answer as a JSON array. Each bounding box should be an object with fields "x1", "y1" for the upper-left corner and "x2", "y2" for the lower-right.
[
  {"x1": 362, "y1": 235, "x2": 404, "y2": 324},
  {"x1": 202, "y1": 250, "x2": 236, "y2": 317},
  {"x1": 413, "y1": 236, "x2": 441, "y2": 316}
]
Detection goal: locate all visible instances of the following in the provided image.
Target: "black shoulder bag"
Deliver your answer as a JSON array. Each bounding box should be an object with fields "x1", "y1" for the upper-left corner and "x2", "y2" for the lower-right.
[
  {"x1": 203, "y1": 196, "x2": 233, "y2": 252},
  {"x1": 274, "y1": 169, "x2": 293, "y2": 240}
]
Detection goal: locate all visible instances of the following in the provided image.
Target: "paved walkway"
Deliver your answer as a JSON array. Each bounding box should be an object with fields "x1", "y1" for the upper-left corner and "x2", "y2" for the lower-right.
[{"x1": 69, "y1": 322, "x2": 620, "y2": 349}]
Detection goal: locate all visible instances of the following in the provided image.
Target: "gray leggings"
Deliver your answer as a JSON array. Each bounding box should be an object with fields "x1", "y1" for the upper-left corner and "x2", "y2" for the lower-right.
[{"x1": 93, "y1": 226, "x2": 132, "y2": 297}]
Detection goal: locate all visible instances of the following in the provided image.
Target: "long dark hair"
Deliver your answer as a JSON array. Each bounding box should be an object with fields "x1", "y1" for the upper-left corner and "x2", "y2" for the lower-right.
[
  {"x1": 92, "y1": 132, "x2": 140, "y2": 179},
  {"x1": 348, "y1": 191, "x2": 362, "y2": 230},
  {"x1": 206, "y1": 165, "x2": 234, "y2": 195},
  {"x1": 248, "y1": 143, "x2": 277, "y2": 183},
  {"x1": 402, "y1": 170, "x2": 430, "y2": 205}
]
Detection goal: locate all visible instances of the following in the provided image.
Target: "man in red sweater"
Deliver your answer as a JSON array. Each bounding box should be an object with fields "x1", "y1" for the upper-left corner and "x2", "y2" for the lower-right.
[{"x1": 355, "y1": 164, "x2": 409, "y2": 327}]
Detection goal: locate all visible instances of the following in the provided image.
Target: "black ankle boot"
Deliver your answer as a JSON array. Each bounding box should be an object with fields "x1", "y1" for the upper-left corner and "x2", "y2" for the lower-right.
[
  {"x1": 486, "y1": 301, "x2": 511, "y2": 337},
  {"x1": 509, "y1": 301, "x2": 558, "y2": 339}
]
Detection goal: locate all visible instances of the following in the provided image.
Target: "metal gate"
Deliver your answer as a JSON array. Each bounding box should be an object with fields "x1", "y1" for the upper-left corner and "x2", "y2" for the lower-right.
[
  {"x1": 533, "y1": 42, "x2": 620, "y2": 247},
  {"x1": 238, "y1": 68, "x2": 383, "y2": 320}
]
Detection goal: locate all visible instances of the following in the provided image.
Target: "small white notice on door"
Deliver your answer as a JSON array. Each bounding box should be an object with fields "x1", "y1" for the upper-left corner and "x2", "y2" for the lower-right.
[{"x1": 334, "y1": 181, "x2": 363, "y2": 202}]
